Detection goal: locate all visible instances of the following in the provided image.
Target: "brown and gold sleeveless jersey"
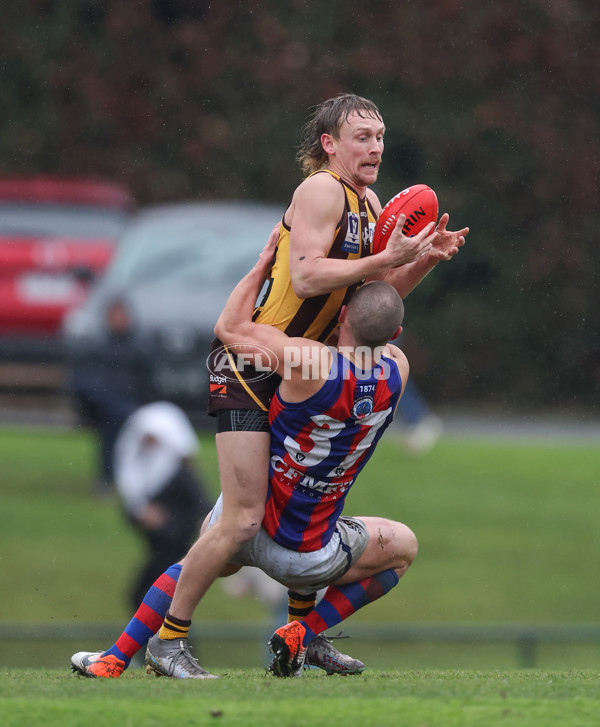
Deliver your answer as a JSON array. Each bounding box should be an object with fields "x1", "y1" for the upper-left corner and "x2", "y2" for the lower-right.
[{"x1": 253, "y1": 170, "x2": 378, "y2": 343}]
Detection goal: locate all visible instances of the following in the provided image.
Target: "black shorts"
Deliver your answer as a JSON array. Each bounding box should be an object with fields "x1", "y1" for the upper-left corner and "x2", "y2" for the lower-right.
[
  {"x1": 207, "y1": 337, "x2": 281, "y2": 421},
  {"x1": 216, "y1": 409, "x2": 271, "y2": 433}
]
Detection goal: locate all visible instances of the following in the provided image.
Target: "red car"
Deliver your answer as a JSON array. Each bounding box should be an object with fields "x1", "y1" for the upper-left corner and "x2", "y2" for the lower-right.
[{"x1": 0, "y1": 176, "x2": 135, "y2": 358}]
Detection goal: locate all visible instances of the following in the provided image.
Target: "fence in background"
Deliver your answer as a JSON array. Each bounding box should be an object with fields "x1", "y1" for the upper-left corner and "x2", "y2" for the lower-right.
[{"x1": 3, "y1": 622, "x2": 600, "y2": 669}]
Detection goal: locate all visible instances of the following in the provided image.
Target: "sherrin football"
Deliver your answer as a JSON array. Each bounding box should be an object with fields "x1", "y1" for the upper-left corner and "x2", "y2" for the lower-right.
[{"x1": 372, "y1": 184, "x2": 438, "y2": 254}]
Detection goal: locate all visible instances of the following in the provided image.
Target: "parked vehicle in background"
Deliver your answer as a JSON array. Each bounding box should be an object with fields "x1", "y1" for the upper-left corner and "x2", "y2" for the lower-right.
[
  {"x1": 0, "y1": 175, "x2": 135, "y2": 365},
  {"x1": 62, "y1": 201, "x2": 283, "y2": 428}
]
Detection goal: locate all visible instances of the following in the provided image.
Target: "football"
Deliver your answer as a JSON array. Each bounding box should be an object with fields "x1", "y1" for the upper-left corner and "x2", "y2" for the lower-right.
[{"x1": 372, "y1": 184, "x2": 438, "y2": 254}]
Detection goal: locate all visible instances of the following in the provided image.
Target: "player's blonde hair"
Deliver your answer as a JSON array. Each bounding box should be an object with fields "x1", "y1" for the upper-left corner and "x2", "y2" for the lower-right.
[
  {"x1": 297, "y1": 94, "x2": 383, "y2": 177},
  {"x1": 346, "y1": 281, "x2": 404, "y2": 348}
]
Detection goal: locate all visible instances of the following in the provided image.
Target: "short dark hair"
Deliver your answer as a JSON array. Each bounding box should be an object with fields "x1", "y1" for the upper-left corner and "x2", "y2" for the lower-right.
[
  {"x1": 346, "y1": 281, "x2": 404, "y2": 348},
  {"x1": 297, "y1": 94, "x2": 383, "y2": 177}
]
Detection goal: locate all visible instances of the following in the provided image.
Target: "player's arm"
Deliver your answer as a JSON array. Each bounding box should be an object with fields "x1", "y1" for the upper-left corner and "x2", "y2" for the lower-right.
[
  {"x1": 289, "y1": 174, "x2": 435, "y2": 299},
  {"x1": 381, "y1": 343, "x2": 411, "y2": 419},
  {"x1": 380, "y1": 213, "x2": 469, "y2": 297},
  {"x1": 214, "y1": 233, "x2": 284, "y2": 363},
  {"x1": 214, "y1": 239, "x2": 330, "y2": 387},
  {"x1": 383, "y1": 343, "x2": 410, "y2": 399}
]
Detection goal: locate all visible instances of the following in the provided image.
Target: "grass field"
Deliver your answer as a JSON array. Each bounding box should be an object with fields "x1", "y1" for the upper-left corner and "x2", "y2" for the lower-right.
[
  {"x1": 2, "y1": 423, "x2": 600, "y2": 674},
  {"x1": 2, "y1": 668, "x2": 600, "y2": 727}
]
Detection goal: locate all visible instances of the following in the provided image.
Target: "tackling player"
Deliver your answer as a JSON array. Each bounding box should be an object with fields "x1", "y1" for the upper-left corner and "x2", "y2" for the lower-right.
[{"x1": 162, "y1": 241, "x2": 419, "y2": 678}]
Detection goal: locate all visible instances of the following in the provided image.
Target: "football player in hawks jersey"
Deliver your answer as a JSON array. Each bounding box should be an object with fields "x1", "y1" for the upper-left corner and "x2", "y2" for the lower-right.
[
  {"x1": 71, "y1": 95, "x2": 465, "y2": 681},
  {"x1": 199, "y1": 234, "x2": 418, "y2": 677}
]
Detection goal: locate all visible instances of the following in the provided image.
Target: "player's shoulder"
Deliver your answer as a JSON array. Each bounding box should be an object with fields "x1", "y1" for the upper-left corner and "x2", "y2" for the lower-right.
[
  {"x1": 297, "y1": 169, "x2": 345, "y2": 195},
  {"x1": 277, "y1": 337, "x2": 332, "y2": 398},
  {"x1": 382, "y1": 343, "x2": 409, "y2": 374},
  {"x1": 291, "y1": 171, "x2": 346, "y2": 218}
]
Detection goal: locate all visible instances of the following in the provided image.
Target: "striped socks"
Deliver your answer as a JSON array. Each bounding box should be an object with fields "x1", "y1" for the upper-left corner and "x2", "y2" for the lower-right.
[
  {"x1": 299, "y1": 569, "x2": 400, "y2": 647},
  {"x1": 102, "y1": 563, "x2": 181, "y2": 667},
  {"x1": 99, "y1": 568, "x2": 400, "y2": 667},
  {"x1": 158, "y1": 611, "x2": 191, "y2": 641},
  {"x1": 287, "y1": 590, "x2": 317, "y2": 623}
]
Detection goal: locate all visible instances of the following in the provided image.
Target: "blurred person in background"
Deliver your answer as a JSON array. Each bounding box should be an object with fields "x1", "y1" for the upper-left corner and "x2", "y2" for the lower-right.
[
  {"x1": 391, "y1": 334, "x2": 443, "y2": 455},
  {"x1": 397, "y1": 377, "x2": 444, "y2": 454},
  {"x1": 112, "y1": 401, "x2": 212, "y2": 611},
  {"x1": 66, "y1": 297, "x2": 150, "y2": 496}
]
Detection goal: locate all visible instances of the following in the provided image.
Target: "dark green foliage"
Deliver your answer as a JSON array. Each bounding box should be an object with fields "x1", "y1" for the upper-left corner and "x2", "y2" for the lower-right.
[{"x1": 2, "y1": 1, "x2": 598, "y2": 406}]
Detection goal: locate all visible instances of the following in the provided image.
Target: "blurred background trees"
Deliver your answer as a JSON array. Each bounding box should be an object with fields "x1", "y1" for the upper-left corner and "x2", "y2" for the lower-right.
[{"x1": 2, "y1": 0, "x2": 598, "y2": 411}]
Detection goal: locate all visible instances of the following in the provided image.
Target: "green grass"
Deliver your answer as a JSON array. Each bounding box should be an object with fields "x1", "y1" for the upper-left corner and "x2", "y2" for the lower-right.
[
  {"x1": 352, "y1": 437, "x2": 600, "y2": 623},
  {"x1": 2, "y1": 668, "x2": 600, "y2": 727},
  {"x1": 1, "y1": 424, "x2": 600, "y2": 671}
]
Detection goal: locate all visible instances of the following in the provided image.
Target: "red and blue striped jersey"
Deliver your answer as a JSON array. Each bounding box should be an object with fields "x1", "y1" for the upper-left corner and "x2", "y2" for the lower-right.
[{"x1": 264, "y1": 351, "x2": 402, "y2": 552}]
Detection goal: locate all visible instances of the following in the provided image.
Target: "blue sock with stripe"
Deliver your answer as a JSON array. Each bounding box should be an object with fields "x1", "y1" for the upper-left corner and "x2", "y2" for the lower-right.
[
  {"x1": 102, "y1": 563, "x2": 182, "y2": 668},
  {"x1": 301, "y1": 569, "x2": 400, "y2": 646}
]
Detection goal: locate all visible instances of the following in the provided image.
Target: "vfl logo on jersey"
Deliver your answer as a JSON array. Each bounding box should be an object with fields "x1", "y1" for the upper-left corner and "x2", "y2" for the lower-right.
[
  {"x1": 352, "y1": 396, "x2": 374, "y2": 420},
  {"x1": 342, "y1": 212, "x2": 360, "y2": 254}
]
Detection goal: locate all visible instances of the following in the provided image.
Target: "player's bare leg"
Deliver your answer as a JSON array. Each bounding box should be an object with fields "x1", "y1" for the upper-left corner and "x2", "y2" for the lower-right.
[
  {"x1": 145, "y1": 431, "x2": 270, "y2": 678},
  {"x1": 168, "y1": 430, "x2": 270, "y2": 620},
  {"x1": 335, "y1": 517, "x2": 418, "y2": 585}
]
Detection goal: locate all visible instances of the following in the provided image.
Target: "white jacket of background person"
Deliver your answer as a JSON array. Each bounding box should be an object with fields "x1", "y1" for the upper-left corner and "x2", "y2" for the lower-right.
[{"x1": 113, "y1": 401, "x2": 199, "y2": 519}]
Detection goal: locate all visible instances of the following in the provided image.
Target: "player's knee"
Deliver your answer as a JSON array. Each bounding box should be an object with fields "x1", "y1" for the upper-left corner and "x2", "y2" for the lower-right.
[
  {"x1": 391, "y1": 522, "x2": 418, "y2": 574},
  {"x1": 221, "y1": 506, "x2": 265, "y2": 546},
  {"x1": 234, "y1": 520, "x2": 262, "y2": 545},
  {"x1": 403, "y1": 524, "x2": 419, "y2": 564}
]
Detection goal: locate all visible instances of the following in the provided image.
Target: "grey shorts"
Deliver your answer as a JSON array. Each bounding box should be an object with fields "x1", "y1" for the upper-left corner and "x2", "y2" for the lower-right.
[{"x1": 208, "y1": 494, "x2": 369, "y2": 594}]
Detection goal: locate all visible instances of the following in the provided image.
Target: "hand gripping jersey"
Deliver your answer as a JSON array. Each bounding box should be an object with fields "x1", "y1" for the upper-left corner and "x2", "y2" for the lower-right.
[{"x1": 264, "y1": 351, "x2": 402, "y2": 552}]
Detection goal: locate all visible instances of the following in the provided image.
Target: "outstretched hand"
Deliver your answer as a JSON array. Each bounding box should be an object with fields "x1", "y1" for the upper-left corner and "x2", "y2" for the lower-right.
[{"x1": 427, "y1": 213, "x2": 468, "y2": 262}]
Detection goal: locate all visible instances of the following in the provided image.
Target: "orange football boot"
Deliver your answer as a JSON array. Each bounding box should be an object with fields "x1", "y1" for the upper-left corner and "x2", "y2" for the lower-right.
[
  {"x1": 71, "y1": 651, "x2": 125, "y2": 678},
  {"x1": 268, "y1": 621, "x2": 308, "y2": 677}
]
